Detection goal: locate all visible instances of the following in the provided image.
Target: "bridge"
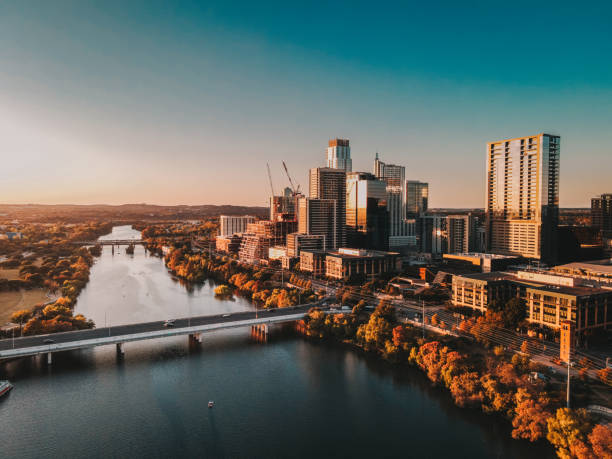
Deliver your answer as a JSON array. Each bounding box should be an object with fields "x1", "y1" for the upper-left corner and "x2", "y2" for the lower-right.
[
  {"x1": 71, "y1": 239, "x2": 146, "y2": 246},
  {"x1": 0, "y1": 304, "x2": 321, "y2": 364}
]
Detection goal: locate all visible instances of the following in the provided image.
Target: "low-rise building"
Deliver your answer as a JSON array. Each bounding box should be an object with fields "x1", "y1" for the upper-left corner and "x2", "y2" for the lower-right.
[
  {"x1": 300, "y1": 250, "x2": 327, "y2": 276},
  {"x1": 325, "y1": 248, "x2": 401, "y2": 280},
  {"x1": 215, "y1": 234, "x2": 243, "y2": 254},
  {"x1": 268, "y1": 246, "x2": 287, "y2": 260},
  {"x1": 286, "y1": 233, "x2": 325, "y2": 258},
  {"x1": 443, "y1": 252, "x2": 522, "y2": 273},
  {"x1": 451, "y1": 270, "x2": 611, "y2": 340}
]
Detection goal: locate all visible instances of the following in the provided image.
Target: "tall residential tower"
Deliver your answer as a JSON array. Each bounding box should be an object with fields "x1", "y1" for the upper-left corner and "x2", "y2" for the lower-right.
[{"x1": 486, "y1": 133, "x2": 560, "y2": 263}]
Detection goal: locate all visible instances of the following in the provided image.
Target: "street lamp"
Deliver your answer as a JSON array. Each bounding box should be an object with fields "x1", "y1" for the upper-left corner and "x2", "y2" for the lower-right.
[{"x1": 566, "y1": 360, "x2": 575, "y2": 409}]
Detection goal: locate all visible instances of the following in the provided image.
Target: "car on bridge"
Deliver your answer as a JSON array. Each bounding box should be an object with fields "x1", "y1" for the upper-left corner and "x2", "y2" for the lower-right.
[
  {"x1": 43, "y1": 339, "x2": 55, "y2": 344},
  {"x1": 163, "y1": 319, "x2": 175, "y2": 327}
]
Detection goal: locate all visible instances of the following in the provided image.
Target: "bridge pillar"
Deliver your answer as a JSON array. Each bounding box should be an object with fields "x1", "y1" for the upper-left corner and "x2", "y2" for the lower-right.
[
  {"x1": 47, "y1": 352, "x2": 52, "y2": 365},
  {"x1": 116, "y1": 343, "x2": 124, "y2": 355}
]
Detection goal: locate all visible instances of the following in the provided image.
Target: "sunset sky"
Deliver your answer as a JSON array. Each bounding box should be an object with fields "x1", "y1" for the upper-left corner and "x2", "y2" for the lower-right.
[{"x1": 1, "y1": 0, "x2": 611, "y2": 208}]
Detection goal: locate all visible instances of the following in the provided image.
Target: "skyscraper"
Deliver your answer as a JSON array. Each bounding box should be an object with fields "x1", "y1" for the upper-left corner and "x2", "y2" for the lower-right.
[
  {"x1": 326, "y1": 138, "x2": 352, "y2": 172},
  {"x1": 373, "y1": 153, "x2": 405, "y2": 187},
  {"x1": 309, "y1": 167, "x2": 347, "y2": 248},
  {"x1": 446, "y1": 214, "x2": 477, "y2": 254},
  {"x1": 486, "y1": 133, "x2": 560, "y2": 263},
  {"x1": 373, "y1": 154, "x2": 415, "y2": 250},
  {"x1": 405, "y1": 180, "x2": 429, "y2": 216},
  {"x1": 346, "y1": 172, "x2": 389, "y2": 250}
]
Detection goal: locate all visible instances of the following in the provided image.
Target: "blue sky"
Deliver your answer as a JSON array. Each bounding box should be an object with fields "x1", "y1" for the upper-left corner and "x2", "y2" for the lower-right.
[{"x1": 1, "y1": 0, "x2": 611, "y2": 207}]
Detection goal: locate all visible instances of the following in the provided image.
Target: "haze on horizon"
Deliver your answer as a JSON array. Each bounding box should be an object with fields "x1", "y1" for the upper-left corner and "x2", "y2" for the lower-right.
[{"x1": 1, "y1": 1, "x2": 611, "y2": 208}]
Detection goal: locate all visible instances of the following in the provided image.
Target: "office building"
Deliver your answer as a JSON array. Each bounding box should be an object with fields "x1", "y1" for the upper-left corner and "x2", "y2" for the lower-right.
[
  {"x1": 373, "y1": 153, "x2": 405, "y2": 187},
  {"x1": 346, "y1": 172, "x2": 389, "y2": 250},
  {"x1": 451, "y1": 270, "x2": 611, "y2": 342},
  {"x1": 300, "y1": 250, "x2": 327, "y2": 276},
  {"x1": 326, "y1": 138, "x2": 352, "y2": 172},
  {"x1": 442, "y1": 252, "x2": 521, "y2": 273},
  {"x1": 405, "y1": 181, "x2": 429, "y2": 216},
  {"x1": 219, "y1": 215, "x2": 255, "y2": 237},
  {"x1": 286, "y1": 233, "x2": 325, "y2": 258},
  {"x1": 591, "y1": 193, "x2": 612, "y2": 234},
  {"x1": 297, "y1": 197, "x2": 337, "y2": 250},
  {"x1": 486, "y1": 133, "x2": 560, "y2": 263},
  {"x1": 309, "y1": 167, "x2": 346, "y2": 248},
  {"x1": 374, "y1": 154, "x2": 415, "y2": 250},
  {"x1": 325, "y1": 248, "x2": 401, "y2": 281}
]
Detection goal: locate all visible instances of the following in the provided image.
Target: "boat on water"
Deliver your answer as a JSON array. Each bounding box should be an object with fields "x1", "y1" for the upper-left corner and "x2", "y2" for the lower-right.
[
  {"x1": 208, "y1": 401, "x2": 214, "y2": 408},
  {"x1": 0, "y1": 380, "x2": 13, "y2": 398}
]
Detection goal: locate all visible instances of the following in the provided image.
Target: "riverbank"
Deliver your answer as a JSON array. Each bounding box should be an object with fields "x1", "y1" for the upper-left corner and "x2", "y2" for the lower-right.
[{"x1": 297, "y1": 305, "x2": 611, "y2": 458}]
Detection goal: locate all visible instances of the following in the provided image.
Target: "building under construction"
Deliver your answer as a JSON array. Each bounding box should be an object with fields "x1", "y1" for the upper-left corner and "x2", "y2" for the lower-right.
[{"x1": 238, "y1": 219, "x2": 297, "y2": 264}]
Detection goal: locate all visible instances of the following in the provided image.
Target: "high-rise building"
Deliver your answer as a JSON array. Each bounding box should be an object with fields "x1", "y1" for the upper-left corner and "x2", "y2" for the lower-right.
[
  {"x1": 591, "y1": 193, "x2": 612, "y2": 234},
  {"x1": 286, "y1": 233, "x2": 325, "y2": 258},
  {"x1": 373, "y1": 153, "x2": 405, "y2": 187},
  {"x1": 486, "y1": 133, "x2": 560, "y2": 263},
  {"x1": 346, "y1": 172, "x2": 389, "y2": 250},
  {"x1": 447, "y1": 214, "x2": 477, "y2": 254},
  {"x1": 405, "y1": 180, "x2": 429, "y2": 216},
  {"x1": 297, "y1": 197, "x2": 338, "y2": 250},
  {"x1": 326, "y1": 138, "x2": 352, "y2": 172},
  {"x1": 373, "y1": 154, "x2": 415, "y2": 250},
  {"x1": 420, "y1": 215, "x2": 447, "y2": 256},
  {"x1": 219, "y1": 215, "x2": 255, "y2": 237},
  {"x1": 309, "y1": 167, "x2": 346, "y2": 248}
]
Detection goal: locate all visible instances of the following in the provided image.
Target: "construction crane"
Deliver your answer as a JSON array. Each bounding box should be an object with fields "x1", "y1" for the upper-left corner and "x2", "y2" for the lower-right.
[
  {"x1": 266, "y1": 162, "x2": 275, "y2": 197},
  {"x1": 282, "y1": 161, "x2": 301, "y2": 195}
]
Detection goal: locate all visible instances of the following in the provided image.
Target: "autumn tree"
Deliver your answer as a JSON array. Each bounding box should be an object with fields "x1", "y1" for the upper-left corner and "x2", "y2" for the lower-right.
[
  {"x1": 588, "y1": 424, "x2": 612, "y2": 459},
  {"x1": 511, "y1": 389, "x2": 551, "y2": 442},
  {"x1": 547, "y1": 408, "x2": 593, "y2": 459}
]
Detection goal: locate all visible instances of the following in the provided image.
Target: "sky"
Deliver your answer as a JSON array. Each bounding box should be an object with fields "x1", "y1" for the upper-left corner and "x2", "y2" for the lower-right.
[{"x1": 1, "y1": 0, "x2": 611, "y2": 208}]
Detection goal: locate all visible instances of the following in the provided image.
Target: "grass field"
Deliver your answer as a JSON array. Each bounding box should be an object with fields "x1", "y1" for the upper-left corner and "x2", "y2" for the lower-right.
[{"x1": 0, "y1": 289, "x2": 49, "y2": 325}]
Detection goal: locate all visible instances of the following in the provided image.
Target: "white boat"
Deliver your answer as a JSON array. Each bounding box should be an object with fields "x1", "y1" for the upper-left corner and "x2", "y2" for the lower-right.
[
  {"x1": 208, "y1": 401, "x2": 214, "y2": 408},
  {"x1": 0, "y1": 380, "x2": 13, "y2": 398}
]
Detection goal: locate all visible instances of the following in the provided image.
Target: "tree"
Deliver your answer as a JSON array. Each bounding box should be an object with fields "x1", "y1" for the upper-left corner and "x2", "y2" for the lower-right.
[
  {"x1": 11, "y1": 309, "x2": 32, "y2": 326},
  {"x1": 547, "y1": 408, "x2": 593, "y2": 459},
  {"x1": 511, "y1": 390, "x2": 551, "y2": 442},
  {"x1": 449, "y1": 372, "x2": 483, "y2": 407},
  {"x1": 588, "y1": 424, "x2": 612, "y2": 459},
  {"x1": 502, "y1": 297, "x2": 526, "y2": 328},
  {"x1": 520, "y1": 340, "x2": 529, "y2": 354}
]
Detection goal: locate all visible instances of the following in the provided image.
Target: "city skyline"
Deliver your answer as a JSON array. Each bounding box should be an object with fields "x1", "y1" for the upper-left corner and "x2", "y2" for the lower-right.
[{"x1": 2, "y1": 1, "x2": 611, "y2": 208}]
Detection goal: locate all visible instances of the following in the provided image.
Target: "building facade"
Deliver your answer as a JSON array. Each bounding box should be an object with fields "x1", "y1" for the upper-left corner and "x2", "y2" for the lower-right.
[
  {"x1": 299, "y1": 250, "x2": 327, "y2": 276},
  {"x1": 405, "y1": 180, "x2": 428, "y2": 216},
  {"x1": 486, "y1": 133, "x2": 560, "y2": 263},
  {"x1": 219, "y1": 215, "x2": 255, "y2": 237},
  {"x1": 591, "y1": 193, "x2": 612, "y2": 235},
  {"x1": 346, "y1": 172, "x2": 389, "y2": 251},
  {"x1": 451, "y1": 271, "x2": 611, "y2": 340},
  {"x1": 309, "y1": 167, "x2": 347, "y2": 248},
  {"x1": 297, "y1": 197, "x2": 337, "y2": 250},
  {"x1": 325, "y1": 248, "x2": 401, "y2": 281},
  {"x1": 420, "y1": 215, "x2": 447, "y2": 256},
  {"x1": 447, "y1": 214, "x2": 477, "y2": 254},
  {"x1": 326, "y1": 138, "x2": 352, "y2": 172},
  {"x1": 286, "y1": 232, "x2": 325, "y2": 258}
]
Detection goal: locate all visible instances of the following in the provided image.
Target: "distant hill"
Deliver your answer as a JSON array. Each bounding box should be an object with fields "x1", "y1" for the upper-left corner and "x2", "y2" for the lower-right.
[{"x1": 0, "y1": 203, "x2": 268, "y2": 223}]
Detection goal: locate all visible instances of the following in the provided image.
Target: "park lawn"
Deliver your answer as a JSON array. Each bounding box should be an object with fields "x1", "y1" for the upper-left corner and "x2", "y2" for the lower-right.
[
  {"x1": 0, "y1": 289, "x2": 49, "y2": 325},
  {"x1": 0, "y1": 268, "x2": 21, "y2": 280}
]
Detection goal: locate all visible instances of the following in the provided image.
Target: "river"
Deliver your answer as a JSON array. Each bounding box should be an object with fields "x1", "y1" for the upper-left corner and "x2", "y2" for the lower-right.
[{"x1": 0, "y1": 226, "x2": 554, "y2": 458}]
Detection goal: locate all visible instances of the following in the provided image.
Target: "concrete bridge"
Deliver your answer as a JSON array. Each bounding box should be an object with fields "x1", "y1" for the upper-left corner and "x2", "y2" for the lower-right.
[
  {"x1": 71, "y1": 239, "x2": 145, "y2": 246},
  {"x1": 0, "y1": 304, "x2": 321, "y2": 364}
]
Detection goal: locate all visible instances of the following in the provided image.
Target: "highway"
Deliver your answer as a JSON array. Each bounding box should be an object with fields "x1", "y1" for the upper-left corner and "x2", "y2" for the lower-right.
[{"x1": 0, "y1": 304, "x2": 321, "y2": 358}]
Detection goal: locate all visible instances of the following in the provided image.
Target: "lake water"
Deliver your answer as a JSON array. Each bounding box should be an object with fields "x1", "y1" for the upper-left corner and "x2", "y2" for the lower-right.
[{"x1": 0, "y1": 226, "x2": 554, "y2": 458}]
